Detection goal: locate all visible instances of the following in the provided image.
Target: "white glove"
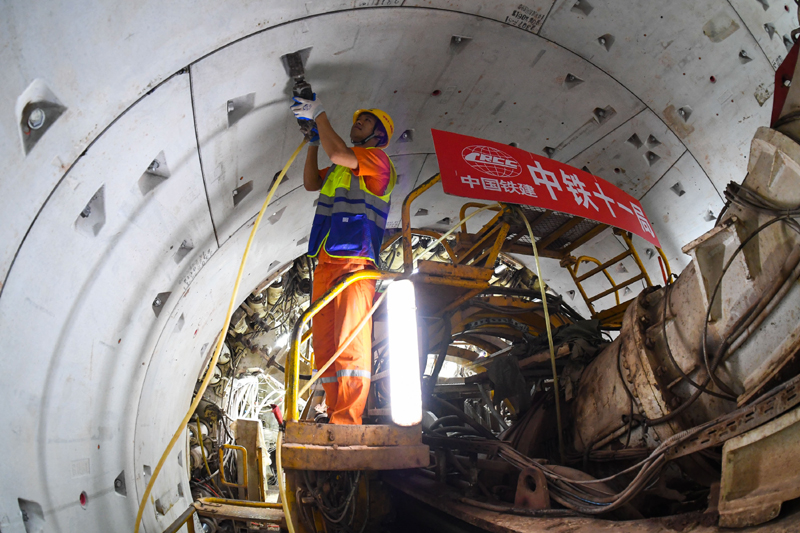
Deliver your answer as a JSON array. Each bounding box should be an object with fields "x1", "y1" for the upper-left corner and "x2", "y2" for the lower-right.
[{"x1": 291, "y1": 95, "x2": 324, "y2": 121}]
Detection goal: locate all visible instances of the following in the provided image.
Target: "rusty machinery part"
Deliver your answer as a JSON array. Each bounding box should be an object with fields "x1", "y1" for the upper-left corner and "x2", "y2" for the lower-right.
[
  {"x1": 572, "y1": 179, "x2": 800, "y2": 455},
  {"x1": 422, "y1": 371, "x2": 800, "y2": 516},
  {"x1": 699, "y1": 215, "x2": 800, "y2": 401}
]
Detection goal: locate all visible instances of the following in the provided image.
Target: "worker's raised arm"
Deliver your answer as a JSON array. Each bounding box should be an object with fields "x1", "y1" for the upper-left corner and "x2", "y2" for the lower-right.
[
  {"x1": 303, "y1": 144, "x2": 323, "y2": 191},
  {"x1": 315, "y1": 112, "x2": 358, "y2": 169}
]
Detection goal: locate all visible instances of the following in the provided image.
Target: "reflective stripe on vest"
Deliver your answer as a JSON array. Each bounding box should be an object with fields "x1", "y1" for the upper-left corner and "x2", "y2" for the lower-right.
[{"x1": 308, "y1": 151, "x2": 397, "y2": 262}]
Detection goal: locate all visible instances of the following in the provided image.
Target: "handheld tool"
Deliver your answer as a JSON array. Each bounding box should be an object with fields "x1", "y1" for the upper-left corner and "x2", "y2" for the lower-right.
[{"x1": 280, "y1": 47, "x2": 315, "y2": 135}]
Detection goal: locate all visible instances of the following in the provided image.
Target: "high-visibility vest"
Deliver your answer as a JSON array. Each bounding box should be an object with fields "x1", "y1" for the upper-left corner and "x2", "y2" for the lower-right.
[{"x1": 308, "y1": 153, "x2": 397, "y2": 263}]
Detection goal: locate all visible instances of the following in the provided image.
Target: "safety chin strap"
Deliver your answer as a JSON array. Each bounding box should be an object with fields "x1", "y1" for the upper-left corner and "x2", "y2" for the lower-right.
[
  {"x1": 351, "y1": 131, "x2": 376, "y2": 146},
  {"x1": 351, "y1": 121, "x2": 385, "y2": 147}
]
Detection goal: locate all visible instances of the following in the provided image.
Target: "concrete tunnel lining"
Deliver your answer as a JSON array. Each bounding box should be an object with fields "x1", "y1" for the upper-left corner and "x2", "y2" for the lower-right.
[{"x1": 1, "y1": 2, "x2": 796, "y2": 531}]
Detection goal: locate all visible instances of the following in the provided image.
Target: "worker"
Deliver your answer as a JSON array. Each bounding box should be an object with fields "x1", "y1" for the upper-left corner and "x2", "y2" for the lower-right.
[{"x1": 291, "y1": 94, "x2": 396, "y2": 425}]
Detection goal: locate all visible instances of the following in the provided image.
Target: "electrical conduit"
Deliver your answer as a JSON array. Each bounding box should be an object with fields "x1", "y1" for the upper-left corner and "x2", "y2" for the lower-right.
[{"x1": 134, "y1": 139, "x2": 307, "y2": 533}]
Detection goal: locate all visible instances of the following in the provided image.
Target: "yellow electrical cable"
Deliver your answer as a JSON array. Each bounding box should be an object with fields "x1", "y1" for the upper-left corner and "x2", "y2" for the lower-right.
[
  {"x1": 195, "y1": 419, "x2": 219, "y2": 495},
  {"x1": 134, "y1": 139, "x2": 307, "y2": 533},
  {"x1": 516, "y1": 206, "x2": 566, "y2": 464}
]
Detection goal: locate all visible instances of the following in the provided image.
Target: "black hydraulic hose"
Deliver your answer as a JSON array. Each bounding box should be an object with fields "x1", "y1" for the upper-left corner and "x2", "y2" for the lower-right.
[
  {"x1": 425, "y1": 395, "x2": 497, "y2": 440},
  {"x1": 427, "y1": 415, "x2": 461, "y2": 431},
  {"x1": 424, "y1": 318, "x2": 452, "y2": 397}
]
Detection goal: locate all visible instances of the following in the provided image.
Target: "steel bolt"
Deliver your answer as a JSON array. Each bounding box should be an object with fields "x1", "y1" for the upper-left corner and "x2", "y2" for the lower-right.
[
  {"x1": 227, "y1": 101, "x2": 235, "y2": 113},
  {"x1": 566, "y1": 74, "x2": 576, "y2": 82},
  {"x1": 639, "y1": 315, "x2": 650, "y2": 327},
  {"x1": 598, "y1": 37, "x2": 606, "y2": 45},
  {"x1": 28, "y1": 108, "x2": 46, "y2": 130},
  {"x1": 153, "y1": 297, "x2": 162, "y2": 307},
  {"x1": 80, "y1": 205, "x2": 92, "y2": 219},
  {"x1": 740, "y1": 50, "x2": 749, "y2": 59},
  {"x1": 148, "y1": 160, "x2": 159, "y2": 172},
  {"x1": 784, "y1": 78, "x2": 792, "y2": 87},
  {"x1": 596, "y1": 109, "x2": 606, "y2": 118},
  {"x1": 678, "y1": 109, "x2": 686, "y2": 117},
  {"x1": 454, "y1": 36, "x2": 462, "y2": 43},
  {"x1": 232, "y1": 189, "x2": 238, "y2": 196},
  {"x1": 114, "y1": 479, "x2": 123, "y2": 488},
  {"x1": 648, "y1": 152, "x2": 656, "y2": 161}
]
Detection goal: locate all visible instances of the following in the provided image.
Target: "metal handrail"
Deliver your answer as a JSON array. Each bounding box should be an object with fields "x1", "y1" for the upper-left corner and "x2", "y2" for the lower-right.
[
  {"x1": 219, "y1": 444, "x2": 248, "y2": 490},
  {"x1": 163, "y1": 504, "x2": 196, "y2": 533},
  {"x1": 458, "y1": 202, "x2": 503, "y2": 234},
  {"x1": 565, "y1": 230, "x2": 670, "y2": 319},
  {"x1": 401, "y1": 173, "x2": 442, "y2": 273},
  {"x1": 570, "y1": 256, "x2": 621, "y2": 310},
  {"x1": 284, "y1": 269, "x2": 399, "y2": 422}
]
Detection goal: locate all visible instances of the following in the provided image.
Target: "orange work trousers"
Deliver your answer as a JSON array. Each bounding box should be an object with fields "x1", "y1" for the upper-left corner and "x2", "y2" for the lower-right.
[{"x1": 311, "y1": 249, "x2": 376, "y2": 425}]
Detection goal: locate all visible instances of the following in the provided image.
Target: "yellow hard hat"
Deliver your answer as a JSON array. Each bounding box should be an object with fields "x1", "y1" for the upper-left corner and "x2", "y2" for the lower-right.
[{"x1": 353, "y1": 108, "x2": 394, "y2": 147}]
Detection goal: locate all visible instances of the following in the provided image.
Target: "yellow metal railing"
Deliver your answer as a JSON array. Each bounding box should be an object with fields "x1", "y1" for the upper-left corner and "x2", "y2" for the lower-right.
[
  {"x1": 401, "y1": 173, "x2": 442, "y2": 273},
  {"x1": 218, "y1": 444, "x2": 248, "y2": 490},
  {"x1": 284, "y1": 269, "x2": 399, "y2": 422},
  {"x1": 162, "y1": 505, "x2": 197, "y2": 533},
  {"x1": 562, "y1": 230, "x2": 672, "y2": 323}
]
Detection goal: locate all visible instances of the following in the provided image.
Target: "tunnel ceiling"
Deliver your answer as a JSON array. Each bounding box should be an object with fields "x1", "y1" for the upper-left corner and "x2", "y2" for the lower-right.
[{"x1": 0, "y1": 1, "x2": 796, "y2": 531}]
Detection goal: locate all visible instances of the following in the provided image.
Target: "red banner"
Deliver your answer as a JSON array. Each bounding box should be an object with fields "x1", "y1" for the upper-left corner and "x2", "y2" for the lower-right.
[{"x1": 431, "y1": 129, "x2": 661, "y2": 248}]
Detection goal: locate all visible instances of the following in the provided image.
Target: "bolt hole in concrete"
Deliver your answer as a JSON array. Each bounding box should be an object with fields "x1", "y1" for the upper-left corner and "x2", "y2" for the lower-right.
[{"x1": 19, "y1": 498, "x2": 45, "y2": 532}]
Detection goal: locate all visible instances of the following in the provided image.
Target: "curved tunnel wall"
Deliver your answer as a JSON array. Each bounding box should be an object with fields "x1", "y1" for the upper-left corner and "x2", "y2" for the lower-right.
[{"x1": 0, "y1": 2, "x2": 794, "y2": 531}]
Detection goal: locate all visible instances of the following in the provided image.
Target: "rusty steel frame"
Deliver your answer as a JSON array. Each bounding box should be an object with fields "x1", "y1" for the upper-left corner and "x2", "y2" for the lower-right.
[
  {"x1": 667, "y1": 371, "x2": 800, "y2": 460},
  {"x1": 162, "y1": 498, "x2": 285, "y2": 533}
]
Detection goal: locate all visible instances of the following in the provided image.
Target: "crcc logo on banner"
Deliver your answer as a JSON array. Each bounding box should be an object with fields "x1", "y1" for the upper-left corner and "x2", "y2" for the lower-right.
[{"x1": 461, "y1": 145, "x2": 522, "y2": 178}]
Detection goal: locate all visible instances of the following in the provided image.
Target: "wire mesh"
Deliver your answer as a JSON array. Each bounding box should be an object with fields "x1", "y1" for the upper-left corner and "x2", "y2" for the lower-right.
[{"x1": 507, "y1": 206, "x2": 602, "y2": 251}]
